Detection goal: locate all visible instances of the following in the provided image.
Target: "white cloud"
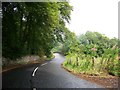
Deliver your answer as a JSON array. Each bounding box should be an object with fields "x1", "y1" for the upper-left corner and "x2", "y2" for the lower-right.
[{"x1": 66, "y1": 0, "x2": 119, "y2": 38}]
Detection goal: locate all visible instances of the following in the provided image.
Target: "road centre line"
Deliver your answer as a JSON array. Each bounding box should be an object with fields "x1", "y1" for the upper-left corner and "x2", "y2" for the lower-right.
[
  {"x1": 32, "y1": 67, "x2": 38, "y2": 77},
  {"x1": 41, "y1": 63, "x2": 47, "y2": 66},
  {"x1": 33, "y1": 88, "x2": 36, "y2": 90},
  {"x1": 32, "y1": 63, "x2": 47, "y2": 76}
]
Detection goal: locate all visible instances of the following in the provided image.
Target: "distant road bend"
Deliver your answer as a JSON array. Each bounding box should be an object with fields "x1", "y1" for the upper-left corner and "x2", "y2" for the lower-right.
[{"x1": 2, "y1": 53, "x2": 104, "y2": 89}]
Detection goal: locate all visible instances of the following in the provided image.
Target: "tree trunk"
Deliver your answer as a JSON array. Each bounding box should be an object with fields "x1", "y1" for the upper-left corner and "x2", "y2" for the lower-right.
[{"x1": 19, "y1": 13, "x2": 23, "y2": 45}]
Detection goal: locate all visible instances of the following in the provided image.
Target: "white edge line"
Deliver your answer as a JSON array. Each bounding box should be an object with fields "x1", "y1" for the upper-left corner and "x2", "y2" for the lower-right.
[
  {"x1": 41, "y1": 63, "x2": 47, "y2": 66},
  {"x1": 32, "y1": 67, "x2": 38, "y2": 76}
]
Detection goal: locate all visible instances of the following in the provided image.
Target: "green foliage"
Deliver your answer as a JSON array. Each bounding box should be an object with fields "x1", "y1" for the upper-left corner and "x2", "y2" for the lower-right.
[
  {"x1": 2, "y1": 2, "x2": 72, "y2": 60},
  {"x1": 62, "y1": 31, "x2": 119, "y2": 76}
]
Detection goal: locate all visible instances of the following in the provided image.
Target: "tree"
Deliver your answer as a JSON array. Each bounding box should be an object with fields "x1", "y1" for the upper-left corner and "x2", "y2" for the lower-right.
[{"x1": 2, "y1": 2, "x2": 72, "y2": 59}]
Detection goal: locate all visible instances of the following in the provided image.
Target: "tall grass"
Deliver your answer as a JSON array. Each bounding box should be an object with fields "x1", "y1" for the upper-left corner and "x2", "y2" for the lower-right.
[{"x1": 62, "y1": 54, "x2": 119, "y2": 76}]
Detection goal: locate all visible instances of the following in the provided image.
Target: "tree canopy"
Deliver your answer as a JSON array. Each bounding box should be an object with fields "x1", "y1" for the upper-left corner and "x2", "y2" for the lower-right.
[{"x1": 2, "y1": 2, "x2": 72, "y2": 59}]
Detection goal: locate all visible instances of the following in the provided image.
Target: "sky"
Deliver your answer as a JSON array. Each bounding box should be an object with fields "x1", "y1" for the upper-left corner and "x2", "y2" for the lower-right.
[{"x1": 66, "y1": 0, "x2": 119, "y2": 39}]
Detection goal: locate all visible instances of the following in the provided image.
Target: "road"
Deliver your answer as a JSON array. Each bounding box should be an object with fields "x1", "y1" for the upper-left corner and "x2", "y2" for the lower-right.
[{"x1": 2, "y1": 53, "x2": 104, "y2": 89}]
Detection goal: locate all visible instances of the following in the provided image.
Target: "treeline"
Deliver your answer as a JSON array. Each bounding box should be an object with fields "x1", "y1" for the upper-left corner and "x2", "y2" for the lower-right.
[
  {"x1": 2, "y1": 2, "x2": 72, "y2": 60},
  {"x1": 53, "y1": 31, "x2": 119, "y2": 76}
]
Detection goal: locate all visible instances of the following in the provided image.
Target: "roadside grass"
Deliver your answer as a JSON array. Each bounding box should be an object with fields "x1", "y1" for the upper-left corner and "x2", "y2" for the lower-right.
[
  {"x1": 63, "y1": 61, "x2": 101, "y2": 76},
  {"x1": 62, "y1": 56, "x2": 120, "y2": 77},
  {"x1": 108, "y1": 60, "x2": 120, "y2": 76}
]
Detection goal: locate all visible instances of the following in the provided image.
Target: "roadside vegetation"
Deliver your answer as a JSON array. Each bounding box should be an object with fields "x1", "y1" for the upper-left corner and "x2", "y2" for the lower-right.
[{"x1": 53, "y1": 31, "x2": 120, "y2": 76}]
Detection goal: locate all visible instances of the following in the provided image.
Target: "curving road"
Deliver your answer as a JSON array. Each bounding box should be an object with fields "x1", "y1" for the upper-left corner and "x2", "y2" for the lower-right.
[{"x1": 2, "y1": 53, "x2": 104, "y2": 89}]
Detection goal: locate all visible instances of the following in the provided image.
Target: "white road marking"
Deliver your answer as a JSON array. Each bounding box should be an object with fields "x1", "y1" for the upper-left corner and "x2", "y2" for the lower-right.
[
  {"x1": 41, "y1": 63, "x2": 47, "y2": 66},
  {"x1": 32, "y1": 67, "x2": 38, "y2": 76},
  {"x1": 33, "y1": 88, "x2": 36, "y2": 90}
]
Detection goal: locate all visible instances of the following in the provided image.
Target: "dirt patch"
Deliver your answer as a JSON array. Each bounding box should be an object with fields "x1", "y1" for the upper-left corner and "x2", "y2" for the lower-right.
[
  {"x1": 62, "y1": 65, "x2": 118, "y2": 89},
  {"x1": 75, "y1": 73, "x2": 118, "y2": 88}
]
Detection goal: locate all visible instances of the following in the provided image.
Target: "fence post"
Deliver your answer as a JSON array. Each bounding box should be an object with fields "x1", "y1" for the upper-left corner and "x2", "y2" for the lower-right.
[
  {"x1": 76, "y1": 57, "x2": 78, "y2": 66},
  {"x1": 92, "y1": 57, "x2": 94, "y2": 69}
]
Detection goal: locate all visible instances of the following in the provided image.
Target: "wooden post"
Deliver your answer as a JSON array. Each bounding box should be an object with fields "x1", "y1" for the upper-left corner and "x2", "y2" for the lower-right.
[
  {"x1": 92, "y1": 57, "x2": 94, "y2": 69},
  {"x1": 76, "y1": 57, "x2": 78, "y2": 66},
  {"x1": 69, "y1": 58, "x2": 71, "y2": 65}
]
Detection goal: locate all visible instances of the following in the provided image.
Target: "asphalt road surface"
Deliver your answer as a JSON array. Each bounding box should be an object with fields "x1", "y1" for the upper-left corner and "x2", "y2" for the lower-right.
[{"x1": 2, "y1": 53, "x2": 104, "y2": 89}]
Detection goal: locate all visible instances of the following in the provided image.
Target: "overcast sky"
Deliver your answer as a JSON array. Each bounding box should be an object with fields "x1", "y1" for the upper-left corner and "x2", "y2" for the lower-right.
[{"x1": 66, "y1": 0, "x2": 119, "y2": 39}]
